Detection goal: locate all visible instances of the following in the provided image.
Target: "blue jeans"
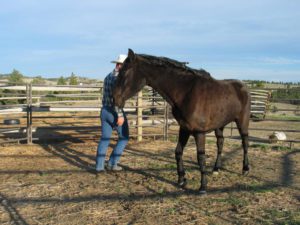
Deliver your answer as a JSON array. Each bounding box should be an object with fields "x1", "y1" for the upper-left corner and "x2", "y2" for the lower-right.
[{"x1": 96, "y1": 107, "x2": 129, "y2": 171}]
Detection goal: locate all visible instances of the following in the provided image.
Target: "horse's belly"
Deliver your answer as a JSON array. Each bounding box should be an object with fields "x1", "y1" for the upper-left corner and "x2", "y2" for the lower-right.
[
  {"x1": 191, "y1": 112, "x2": 236, "y2": 132},
  {"x1": 176, "y1": 116, "x2": 213, "y2": 132},
  {"x1": 172, "y1": 105, "x2": 238, "y2": 132}
]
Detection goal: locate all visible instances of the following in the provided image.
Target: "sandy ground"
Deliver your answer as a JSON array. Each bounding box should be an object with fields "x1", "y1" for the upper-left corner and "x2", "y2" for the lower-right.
[{"x1": 0, "y1": 139, "x2": 299, "y2": 225}]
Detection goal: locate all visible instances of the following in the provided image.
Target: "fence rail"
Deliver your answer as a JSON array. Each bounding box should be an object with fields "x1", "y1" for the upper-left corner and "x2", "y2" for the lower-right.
[{"x1": 0, "y1": 83, "x2": 299, "y2": 148}]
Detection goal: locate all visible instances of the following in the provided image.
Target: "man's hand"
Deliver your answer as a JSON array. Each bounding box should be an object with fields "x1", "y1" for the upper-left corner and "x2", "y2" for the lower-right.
[{"x1": 117, "y1": 116, "x2": 125, "y2": 126}]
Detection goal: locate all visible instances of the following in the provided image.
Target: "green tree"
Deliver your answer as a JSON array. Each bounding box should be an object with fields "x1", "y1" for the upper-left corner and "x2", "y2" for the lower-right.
[
  {"x1": 69, "y1": 72, "x2": 78, "y2": 85},
  {"x1": 3, "y1": 69, "x2": 26, "y2": 104},
  {"x1": 255, "y1": 81, "x2": 265, "y2": 88},
  {"x1": 32, "y1": 76, "x2": 46, "y2": 85},
  {"x1": 57, "y1": 76, "x2": 67, "y2": 85},
  {"x1": 8, "y1": 69, "x2": 24, "y2": 85}
]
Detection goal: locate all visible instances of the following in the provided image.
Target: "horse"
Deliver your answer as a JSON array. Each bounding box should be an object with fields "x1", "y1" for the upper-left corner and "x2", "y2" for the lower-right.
[{"x1": 113, "y1": 49, "x2": 251, "y2": 194}]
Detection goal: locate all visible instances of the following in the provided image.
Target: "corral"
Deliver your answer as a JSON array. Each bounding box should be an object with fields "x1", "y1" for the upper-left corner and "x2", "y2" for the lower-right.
[{"x1": 0, "y1": 83, "x2": 299, "y2": 224}]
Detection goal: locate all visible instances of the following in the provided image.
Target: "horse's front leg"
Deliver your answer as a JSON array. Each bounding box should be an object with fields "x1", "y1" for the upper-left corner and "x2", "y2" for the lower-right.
[
  {"x1": 175, "y1": 127, "x2": 190, "y2": 188},
  {"x1": 213, "y1": 127, "x2": 224, "y2": 174},
  {"x1": 194, "y1": 132, "x2": 207, "y2": 194}
]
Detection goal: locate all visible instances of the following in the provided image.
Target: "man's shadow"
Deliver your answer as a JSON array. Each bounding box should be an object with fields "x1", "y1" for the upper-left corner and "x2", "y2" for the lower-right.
[{"x1": 0, "y1": 192, "x2": 28, "y2": 225}]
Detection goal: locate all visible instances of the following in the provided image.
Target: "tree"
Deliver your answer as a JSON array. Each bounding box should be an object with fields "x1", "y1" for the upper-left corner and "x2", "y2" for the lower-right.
[
  {"x1": 32, "y1": 76, "x2": 46, "y2": 85},
  {"x1": 4, "y1": 69, "x2": 25, "y2": 104},
  {"x1": 57, "y1": 76, "x2": 67, "y2": 85},
  {"x1": 8, "y1": 69, "x2": 24, "y2": 85},
  {"x1": 253, "y1": 81, "x2": 265, "y2": 88},
  {"x1": 69, "y1": 72, "x2": 78, "y2": 85}
]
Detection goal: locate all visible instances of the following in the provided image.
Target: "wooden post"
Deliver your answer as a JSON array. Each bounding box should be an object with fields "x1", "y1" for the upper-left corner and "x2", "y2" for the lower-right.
[
  {"x1": 26, "y1": 84, "x2": 33, "y2": 144},
  {"x1": 164, "y1": 101, "x2": 169, "y2": 141},
  {"x1": 29, "y1": 83, "x2": 33, "y2": 144},
  {"x1": 36, "y1": 97, "x2": 40, "y2": 106},
  {"x1": 137, "y1": 91, "x2": 143, "y2": 141},
  {"x1": 26, "y1": 84, "x2": 29, "y2": 143},
  {"x1": 152, "y1": 88, "x2": 155, "y2": 125}
]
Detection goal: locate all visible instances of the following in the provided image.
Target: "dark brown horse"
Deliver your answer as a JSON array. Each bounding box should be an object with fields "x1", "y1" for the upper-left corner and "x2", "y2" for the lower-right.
[{"x1": 113, "y1": 49, "x2": 251, "y2": 194}]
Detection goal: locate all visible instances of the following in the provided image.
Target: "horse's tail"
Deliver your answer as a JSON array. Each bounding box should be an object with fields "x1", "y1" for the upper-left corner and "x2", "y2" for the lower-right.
[
  {"x1": 231, "y1": 80, "x2": 251, "y2": 129},
  {"x1": 240, "y1": 82, "x2": 251, "y2": 115}
]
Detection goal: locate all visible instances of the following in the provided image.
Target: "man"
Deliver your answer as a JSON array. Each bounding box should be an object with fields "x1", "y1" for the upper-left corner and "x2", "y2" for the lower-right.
[{"x1": 95, "y1": 54, "x2": 129, "y2": 173}]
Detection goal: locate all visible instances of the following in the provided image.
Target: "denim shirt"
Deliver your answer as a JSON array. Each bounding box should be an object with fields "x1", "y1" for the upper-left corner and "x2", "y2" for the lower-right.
[{"x1": 102, "y1": 69, "x2": 123, "y2": 117}]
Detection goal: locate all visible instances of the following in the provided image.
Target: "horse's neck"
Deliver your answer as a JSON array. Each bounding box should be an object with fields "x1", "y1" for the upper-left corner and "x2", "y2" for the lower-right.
[{"x1": 142, "y1": 68, "x2": 192, "y2": 107}]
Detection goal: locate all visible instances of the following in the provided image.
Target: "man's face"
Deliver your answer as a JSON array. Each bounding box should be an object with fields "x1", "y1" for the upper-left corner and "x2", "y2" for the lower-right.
[{"x1": 115, "y1": 63, "x2": 123, "y2": 72}]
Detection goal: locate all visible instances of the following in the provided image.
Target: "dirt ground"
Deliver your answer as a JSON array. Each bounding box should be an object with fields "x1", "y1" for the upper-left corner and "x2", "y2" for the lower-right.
[{"x1": 0, "y1": 138, "x2": 299, "y2": 225}]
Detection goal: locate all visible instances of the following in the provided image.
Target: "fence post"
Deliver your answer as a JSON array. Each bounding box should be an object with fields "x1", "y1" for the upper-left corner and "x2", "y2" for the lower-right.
[
  {"x1": 26, "y1": 83, "x2": 33, "y2": 144},
  {"x1": 137, "y1": 91, "x2": 143, "y2": 141},
  {"x1": 164, "y1": 102, "x2": 169, "y2": 141},
  {"x1": 151, "y1": 88, "x2": 155, "y2": 125}
]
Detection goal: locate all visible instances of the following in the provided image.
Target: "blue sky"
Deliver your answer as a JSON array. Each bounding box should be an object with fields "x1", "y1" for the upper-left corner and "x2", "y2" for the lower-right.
[{"x1": 1, "y1": 0, "x2": 300, "y2": 82}]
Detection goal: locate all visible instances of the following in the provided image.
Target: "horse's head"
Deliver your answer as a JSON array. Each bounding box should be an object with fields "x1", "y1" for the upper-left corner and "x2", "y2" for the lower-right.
[{"x1": 113, "y1": 49, "x2": 146, "y2": 107}]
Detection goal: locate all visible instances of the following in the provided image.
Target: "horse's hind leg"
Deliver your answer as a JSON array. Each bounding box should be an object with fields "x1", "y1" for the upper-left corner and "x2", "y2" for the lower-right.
[
  {"x1": 175, "y1": 127, "x2": 190, "y2": 188},
  {"x1": 213, "y1": 127, "x2": 224, "y2": 174},
  {"x1": 194, "y1": 132, "x2": 207, "y2": 194},
  {"x1": 235, "y1": 116, "x2": 250, "y2": 175}
]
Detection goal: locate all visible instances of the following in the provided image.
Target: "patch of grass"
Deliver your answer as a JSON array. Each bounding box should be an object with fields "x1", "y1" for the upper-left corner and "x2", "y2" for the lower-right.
[
  {"x1": 163, "y1": 163, "x2": 177, "y2": 169},
  {"x1": 266, "y1": 115, "x2": 300, "y2": 121},
  {"x1": 148, "y1": 162, "x2": 177, "y2": 170},
  {"x1": 168, "y1": 135, "x2": 178, "y2": 143},
  {"x1": 227, "y1": 196, "x2": 248, "y2": 208},
  {"x1": 208, "y1": 198, "x2": 228, "y2": 204},
  {"x1": 207, "y1": 219, "x2": 219, "y2": 225},
  {"x1": 206, "y1": 139, "x2": 215, "y2": 145},
  {"x1": 157, "y1": 187, "x2": 167, "y2": 195},
  {"x1": 258, "y1": 209, "x2": 300, "y2": 225},
  {"x1": 247, "y1": 183, "x2": 276, "y2": 193},
  {"x1": 231, "y1": 143, "x2": 241, "y2": 148},
  {"x1": 251, "y1": 113, "x2": 265, "y2": 121},
  {"x1": 272, "y1": 145, "x2": 292, "y2": 151},
  {"x1": 208, "y1": 195, "x2": 249, "y2": 208},
  {"x1": 188, "y1": 177, "x2": 200, "y2": 188},
  {"x1": 166, "y1": 207, "x2": 177, "y2": 215},
  {"x1": 250, "y1": 143, "x2": 269, "y2": 151}
]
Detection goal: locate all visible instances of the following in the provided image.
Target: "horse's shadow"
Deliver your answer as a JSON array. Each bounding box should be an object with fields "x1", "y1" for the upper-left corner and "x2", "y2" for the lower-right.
[
  {"x1": 124, "y1": 143, "x2": 300, "y2": 193},
  {"x1": 36, "y1": 137, "x2": 299, "y2": 194}
]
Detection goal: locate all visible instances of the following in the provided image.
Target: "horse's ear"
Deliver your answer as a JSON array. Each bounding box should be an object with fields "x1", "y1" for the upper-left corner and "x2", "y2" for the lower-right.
[{"x1": 128, "y1": 49, "x2": 135, "y2": 61}]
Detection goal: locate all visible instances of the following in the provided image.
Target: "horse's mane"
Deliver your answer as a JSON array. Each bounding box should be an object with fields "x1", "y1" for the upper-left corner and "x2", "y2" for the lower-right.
[{"x1": 138, "y1": 54, "x2": 212, "y2": 79}]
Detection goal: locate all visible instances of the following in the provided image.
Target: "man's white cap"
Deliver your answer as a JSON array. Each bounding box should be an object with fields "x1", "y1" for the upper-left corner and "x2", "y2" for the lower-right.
[{"x1": 111, "y1": 54, "x2": 127, "y2": 64}]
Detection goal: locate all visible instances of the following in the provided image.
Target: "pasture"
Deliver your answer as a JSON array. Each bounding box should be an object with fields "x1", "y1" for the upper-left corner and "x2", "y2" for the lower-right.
[{"x1": 1, "y1": 138, "x2": 299, "y2": 225}]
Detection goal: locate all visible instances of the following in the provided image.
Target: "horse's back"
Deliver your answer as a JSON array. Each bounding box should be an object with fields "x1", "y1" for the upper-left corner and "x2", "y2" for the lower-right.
[
  {"x1": 226, "y1": 79, "x2": 250, "y2": 106},
  {"x1": 184, "y1": 78, "x2": 251, "y2": 131},
  {"x1": 194, "y1": 77, "x2": 249, "y2": 101}
]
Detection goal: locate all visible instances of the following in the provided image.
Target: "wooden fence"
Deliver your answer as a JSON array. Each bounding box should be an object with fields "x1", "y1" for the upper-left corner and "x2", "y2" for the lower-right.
[
  {"x1": 250, "y1": 89, "x2": 271, "y2": 118},
  {"x1": 0, "y1": 83, "x2": 299, "y2": 148}
]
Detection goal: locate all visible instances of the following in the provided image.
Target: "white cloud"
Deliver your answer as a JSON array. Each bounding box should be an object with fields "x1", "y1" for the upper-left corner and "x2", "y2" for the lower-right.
[
  {"x1": 261, "y1": 57, "x2": 300, "y2": 65},
  {"x1": 211, "y1": 67, "x2": 300, "y2": 82}
]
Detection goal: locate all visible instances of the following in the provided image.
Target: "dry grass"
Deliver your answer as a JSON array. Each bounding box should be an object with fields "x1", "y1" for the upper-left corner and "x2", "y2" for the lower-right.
[{"x1": 0, "y1": 139, "x2": 299, "y2": 225}]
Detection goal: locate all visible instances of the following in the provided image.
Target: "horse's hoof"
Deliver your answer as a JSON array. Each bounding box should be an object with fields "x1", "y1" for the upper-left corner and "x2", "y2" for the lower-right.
[
  {"x1": 243, "y1": 165, "x2": 249, "y2": 174},
  {"x1": 178, "y1": 178, "x2": 187, "y2": 188},
  {"x1": 242, "y1": 169, "x2": 249, "y2": 176},
  {"x1": 212, "y1": 170, "x2": 219, "y2": 175},
  {"x1": 199, "y1": 189, "x2": 207, "y2": 195}
]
